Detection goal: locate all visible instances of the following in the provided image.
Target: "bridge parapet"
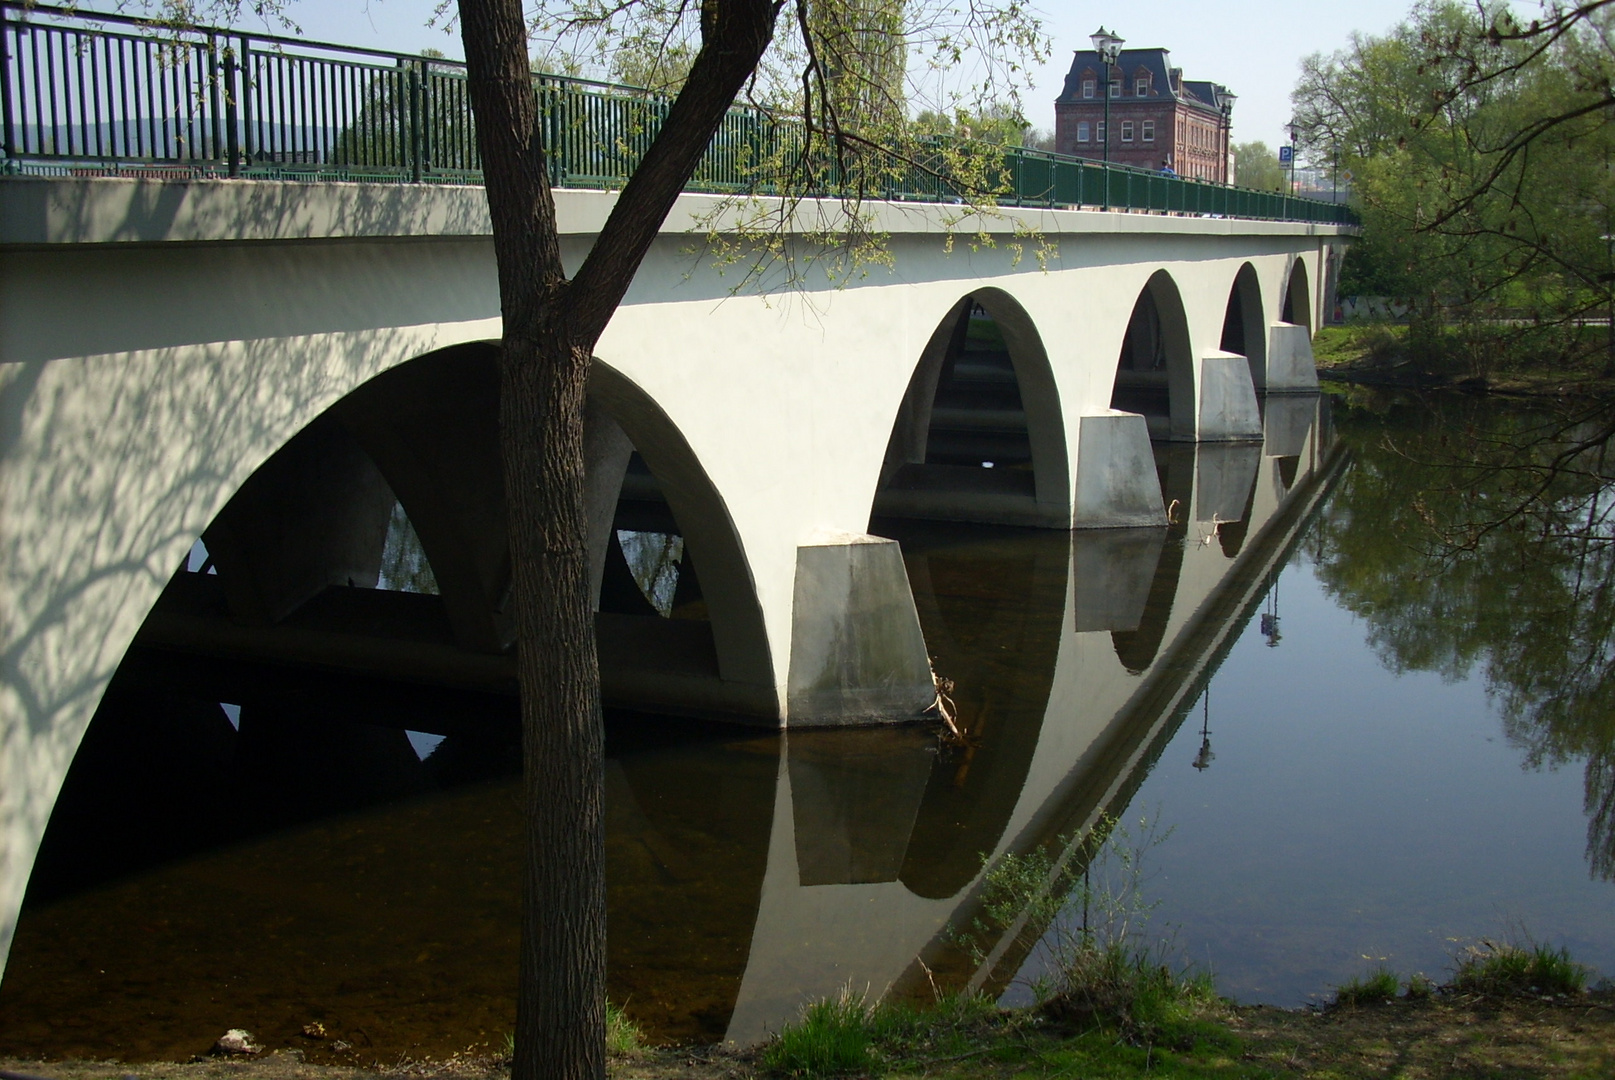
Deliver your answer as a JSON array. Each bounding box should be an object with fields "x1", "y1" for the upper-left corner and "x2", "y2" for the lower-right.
[{"x1": 0, "y1": 2, "x2": 1357, "y2": 225}]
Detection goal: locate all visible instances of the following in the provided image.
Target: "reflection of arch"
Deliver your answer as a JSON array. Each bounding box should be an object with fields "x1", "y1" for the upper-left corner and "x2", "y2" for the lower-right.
[
  {"x1": 1282, "y1": 258, "x2": 1313, "y2": 332},
  {"x1": 588, "y1": 362, "x2": 774, "y2": 689},
  {"x1": 1110, "y1": 271, "x2": 1196, "y2": 441},
  {"x1": 891, "y1": 523, "x2": 1071, "y2": 899},
  {"x1": 1111, "y1": 444, "x2": 1193, "y2": 672},
  {"x1": 1219, "y1": 263, "x2": 1267, "y2": 390},
  {"x1": 874, "y1": 289, "x2": 1069, "y2": 528}
]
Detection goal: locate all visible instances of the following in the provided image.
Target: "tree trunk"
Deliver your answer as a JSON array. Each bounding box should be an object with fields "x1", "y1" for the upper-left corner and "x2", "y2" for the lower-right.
[
  {"x1": 504, "y1": 330, "x2": 604, "y2": 1080},
  {"x1": 454, "y1": 2, "x2": 783, "y2": 1079}
]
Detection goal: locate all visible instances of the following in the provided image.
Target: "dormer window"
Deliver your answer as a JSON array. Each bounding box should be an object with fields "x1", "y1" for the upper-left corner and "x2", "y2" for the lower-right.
[
  {"x1": 1135, "y1": 77, "x2": 1149, "y2": 97},
  {"x1": 1082, "y1": 78, "x2": 1096, "y2": 99},
  {"x1": 1109, "y1": 79, "x2": 1121, "y2": 98}
]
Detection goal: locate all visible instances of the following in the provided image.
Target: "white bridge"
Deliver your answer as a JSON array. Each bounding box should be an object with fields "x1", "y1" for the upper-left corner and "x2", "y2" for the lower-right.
[{"x1": 0, "y1": 174, "x2": 1350, "y2": 983}]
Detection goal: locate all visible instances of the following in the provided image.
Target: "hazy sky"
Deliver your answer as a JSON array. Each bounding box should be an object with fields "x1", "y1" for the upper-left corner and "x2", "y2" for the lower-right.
[{"x1": 218, "y1": 0, "x2": 1426, "y2": 150}]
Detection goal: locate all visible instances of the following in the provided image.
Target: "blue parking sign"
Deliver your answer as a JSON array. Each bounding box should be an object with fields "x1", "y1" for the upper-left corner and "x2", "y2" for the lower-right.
[{"x1": 1279, "y1": 145, "x2": 1294, "y2": 163}]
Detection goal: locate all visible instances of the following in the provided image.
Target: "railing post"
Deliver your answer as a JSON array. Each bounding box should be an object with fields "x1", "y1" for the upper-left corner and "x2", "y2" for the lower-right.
[
  {"x1": 236, "y1": 34, "x2": 252, "y2": 169},
  {"x1": 223, "y1": 40, "x2": 239, "y2": 176},
  {"x1": 207, "y1": 33, "x2": 223, "y2": 168},
  {"x1": 0, "y1": 3, "x2": 15, "y2": 168},
  {"x1": 408, "y1": 57, "x2": 423, "y2": 182}
]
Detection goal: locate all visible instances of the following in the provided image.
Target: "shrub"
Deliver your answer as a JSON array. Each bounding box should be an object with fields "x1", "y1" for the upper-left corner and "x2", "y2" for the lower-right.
[
  {"x1": 501, "y1": 999, "x2": 645, "y2": 1061},
  {"x1": 606, "y1": 999, "x2": 644, "y2": 1055},
  {"x1": 1331, "y1": 966, "x2": 1400, "y2": 1007},
  {"x1": 761, "y1": 988, "x2": 878, "y2": 1077},
  {"x1": 955, "y1": 813, "x2": 1215, "y2": 1043},
  {"x1": 1452, "y1": 939, "x2": 1589, "y2": 998},
  {"x1": 762, "y1": 988, "x2": 1002, "y2": 1076}
]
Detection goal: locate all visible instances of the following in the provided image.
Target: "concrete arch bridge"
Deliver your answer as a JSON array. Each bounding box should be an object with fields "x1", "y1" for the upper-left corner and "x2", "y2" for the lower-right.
[{"x1": 0, "y1": 175, "x2": 1349, "y2": 980}]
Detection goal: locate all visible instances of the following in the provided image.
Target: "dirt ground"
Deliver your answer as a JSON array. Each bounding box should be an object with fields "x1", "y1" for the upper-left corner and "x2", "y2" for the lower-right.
[
  {"x1": 5, "y1": 994, "x2": 1614, "y2": 1079},
  {"x1": 1226, "y1": 994, "x2": 1615, "y2": 1079}
]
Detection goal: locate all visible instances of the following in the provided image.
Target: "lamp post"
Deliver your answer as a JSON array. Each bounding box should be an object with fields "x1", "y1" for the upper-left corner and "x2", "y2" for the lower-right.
[
  {"x1": 1090, "y1": 26, "x2": 1124, "y2": 210},
  {"x1": 1602, "y1": 233, "x2": 1615, "y2": 377},
  {"x1": 1286, "y1": 120, "x2": 1300, "y2": 194},
  {"x1": 1217, "y1": 89, "x2": 1236, "y2": 184}
]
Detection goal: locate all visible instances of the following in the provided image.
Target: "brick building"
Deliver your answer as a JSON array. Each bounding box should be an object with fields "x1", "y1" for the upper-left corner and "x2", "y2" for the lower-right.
[{"x1": 1054, "y1": 46, "x2": 1234, "y2": 183}]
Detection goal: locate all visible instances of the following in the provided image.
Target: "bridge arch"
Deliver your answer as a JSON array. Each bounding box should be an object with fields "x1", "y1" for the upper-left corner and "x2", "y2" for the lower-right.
[
  {"x1": 872, "y1": 287, "x2": 1069, "y2": 528},
  {"x1": 1219, "y1": 263, "x2": 1267, "y2": 390},
  {"x1": 134, "y1": 341, "x2": 775, "y2": 721},
  {"x1": 586, "y1": 360, "x2": 775, "y2": 693},
  {"x1": 1282, "y1": 258, "x2": 1313, "y2": 332},
  {"x1": 1110, "y1": 270, "x2": 1196, "y2": 441}
]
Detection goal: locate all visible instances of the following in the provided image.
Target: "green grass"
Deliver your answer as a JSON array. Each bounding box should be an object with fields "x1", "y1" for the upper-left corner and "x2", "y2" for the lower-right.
[
  {"x1": 761, "y1": 990, "x2": 881, "y2": 1077},
  {"x1": 1311, "y1": 323, "x2": 1407, "y2": 368},
  {"x1": 1452, "y1": 939, "x2": 1589, "y2": 997},
  {"x1": 500, "y1": 999, "x2": 644, "y2": 1061},
  {"x1": 606, "y1": 999, "x2": 644, "y2": 1054},
  {"x1": 1040, "y1": 939, "x2": 1221, "y2": 1042},
  {"x1": 760, "y1": 988, "x2": 1004, "y2": 1077},
  {"x1": 759, "y1": 986, "x2": 1256, "y2": 1079},
  {"x1": 1014, "y1": 1024, "x2": 1273, "y2": 1080},
  {"x1": 1331, "y1": 966, "x2": 1401, "y2": 1007}
]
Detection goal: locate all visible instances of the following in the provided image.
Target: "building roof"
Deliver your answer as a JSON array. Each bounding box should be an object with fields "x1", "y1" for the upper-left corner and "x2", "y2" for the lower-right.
[{"x1": 1056, "y1": 47, "x2": 1230, "y2": 117}]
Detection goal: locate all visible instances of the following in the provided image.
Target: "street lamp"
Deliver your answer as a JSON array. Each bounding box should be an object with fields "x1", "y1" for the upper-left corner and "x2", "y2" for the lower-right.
[
  {"x1": 1602, "y1": 234, "x2": 1615, "y2": 377},
  {"x1": 1090, "y1": 25, "x2": 1124, "y2": 209},
  {"x1": 1217, "y1": 89, "x2": 1236, "y2": 185},
  {"x1": 1286, "y1": 119, "x2": 1300, "y2": 195}
]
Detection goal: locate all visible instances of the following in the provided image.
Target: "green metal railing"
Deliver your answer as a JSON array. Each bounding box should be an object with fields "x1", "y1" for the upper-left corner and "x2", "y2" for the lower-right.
[{"x1": 0, "y1": 2, "x2": 1358, "y2": 225}]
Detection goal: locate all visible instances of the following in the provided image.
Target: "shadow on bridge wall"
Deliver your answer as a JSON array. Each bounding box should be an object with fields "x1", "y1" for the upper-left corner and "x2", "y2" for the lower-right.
[
  {"x1": 1283, "y1": 257, "x2": 1313, "y2": 333},
  {"x1": 138, "y1": 342, "x2": 779, "y2": 719},
  {"x1": 1110, "y1": 270, "x2": 1197, "y2": 443},
  {"x1": 1220, "y1": 262, "x2": 1267, "y2": 392}
]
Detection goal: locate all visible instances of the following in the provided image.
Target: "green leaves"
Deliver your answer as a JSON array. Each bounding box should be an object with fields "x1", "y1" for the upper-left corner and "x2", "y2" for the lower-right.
[{"x1": 1294, "y1": 2, "x2": 1615, "y2": 345}]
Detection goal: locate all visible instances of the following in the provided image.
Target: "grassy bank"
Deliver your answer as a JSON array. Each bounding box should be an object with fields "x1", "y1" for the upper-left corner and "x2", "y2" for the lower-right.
[
  {"x1": 8, "y1": 990, "x2": 1613, "y2": 1080},
  {"x1": 1313, "y1": 322, "x2": 1615, "y2": 398},
  {"x1": 7, "y1": 939, "x2": 1611, "y2": 1080}
]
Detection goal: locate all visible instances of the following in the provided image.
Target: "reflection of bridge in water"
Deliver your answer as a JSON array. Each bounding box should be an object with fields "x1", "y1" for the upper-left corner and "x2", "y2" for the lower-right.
[
  {"x1": 0, "y1": 393, "x2": 1338, "y2": 1054},
  {"x1": 717, "y1": 398, "x2": 1339, "y2": 1041}
]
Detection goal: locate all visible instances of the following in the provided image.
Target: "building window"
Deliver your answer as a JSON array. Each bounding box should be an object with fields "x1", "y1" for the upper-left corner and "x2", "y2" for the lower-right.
[
  {"x1": 1082, "y1": 78, "x2": 1095, "y2": 99},
  {"x1": 1109, "y1": 79, "x2": 1121, "y2": 98},
  {"x1": 1077, "y1": 121, "x2": 1090, "y2": 143},
  {"x1": 1135, "y1": 77, "x2": 1149, "y2": 97},
  {"x1": 1121, "y1": 120, "x2": 1134, "y2": 143},
  {"x1": 1142, "y1": 120, "x2": 1155, "y2": 143},
  {"x1": 1097, "y1": 122, "x2": 1106, "y2": 144}
]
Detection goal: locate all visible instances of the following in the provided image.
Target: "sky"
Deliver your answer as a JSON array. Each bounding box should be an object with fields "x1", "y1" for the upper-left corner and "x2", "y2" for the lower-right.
[{"x1": 201, "y1": 0, "x2": 1424, "y2": 151}]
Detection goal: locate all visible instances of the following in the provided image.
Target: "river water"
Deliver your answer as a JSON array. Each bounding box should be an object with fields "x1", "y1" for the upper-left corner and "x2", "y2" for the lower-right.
[{"x1": 1, "y1": 392, "x2": 1612, "y2": 1062}]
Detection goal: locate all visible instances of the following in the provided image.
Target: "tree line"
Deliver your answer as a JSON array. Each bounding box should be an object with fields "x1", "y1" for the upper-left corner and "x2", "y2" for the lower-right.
[{"x1": 1294, "y1": 1, "x2": 1615, "y2": 371}]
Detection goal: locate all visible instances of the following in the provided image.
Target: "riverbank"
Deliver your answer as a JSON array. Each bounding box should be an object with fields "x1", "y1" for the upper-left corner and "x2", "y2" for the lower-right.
[
  {"x1": 1313, "y1": 323, "x2": 1615, "y2": 398},
  {"x1": 7, "y1": 992, "x2": 1613, "y2": 1079}
]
